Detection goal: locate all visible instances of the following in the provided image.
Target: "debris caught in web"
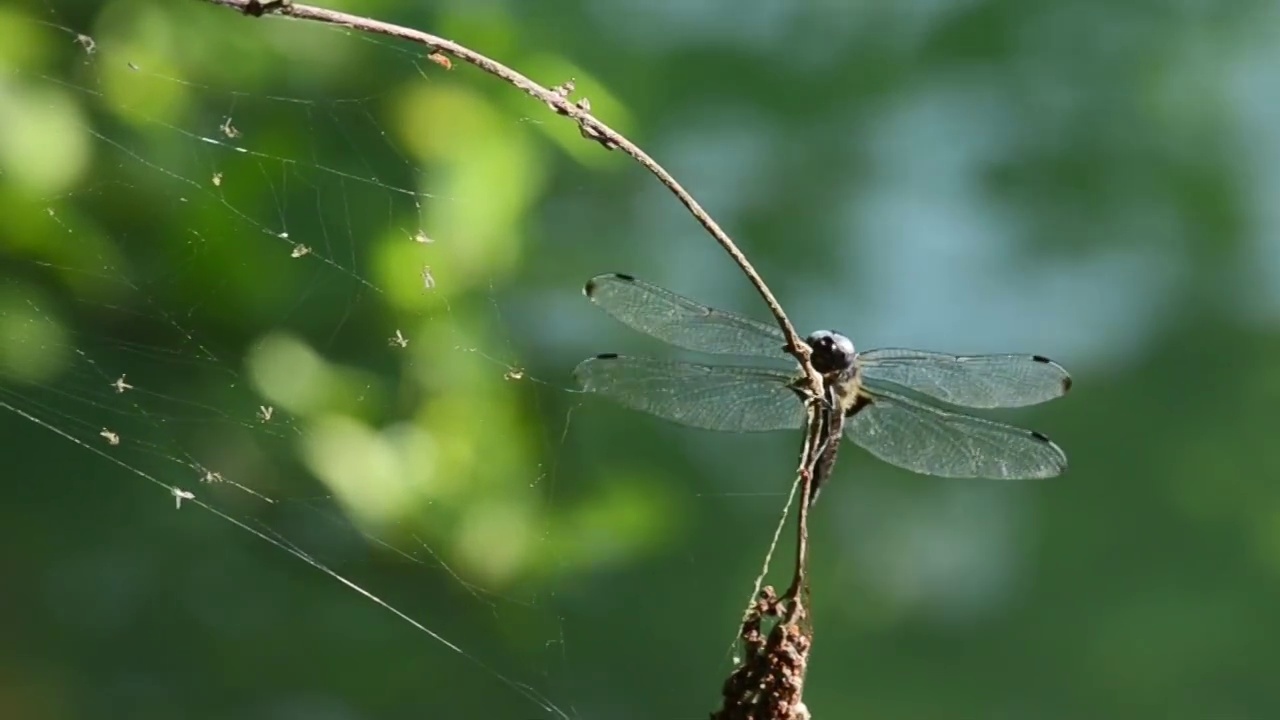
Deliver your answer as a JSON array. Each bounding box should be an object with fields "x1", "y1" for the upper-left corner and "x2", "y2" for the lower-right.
[
  {"x1": 427, "y1": 51, "x2": 452, "y2": 70},
  {"x1": 172, "y1": 487, "x2": 195, "y2": 509}
]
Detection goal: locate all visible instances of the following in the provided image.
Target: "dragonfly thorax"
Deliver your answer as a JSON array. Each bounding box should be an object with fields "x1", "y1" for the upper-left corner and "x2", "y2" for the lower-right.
[{"x1": 806, "y1": 330, "x2": 856, "y2": 374}]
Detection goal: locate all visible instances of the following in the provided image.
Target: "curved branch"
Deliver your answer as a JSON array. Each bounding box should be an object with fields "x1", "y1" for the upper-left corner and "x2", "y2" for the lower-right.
[
  {"x1": 199, "y1": 4, "x2": 823, "y2": 718},
  {"x1": 201, "y1": 0, "x2": 816, "y2": 382}
]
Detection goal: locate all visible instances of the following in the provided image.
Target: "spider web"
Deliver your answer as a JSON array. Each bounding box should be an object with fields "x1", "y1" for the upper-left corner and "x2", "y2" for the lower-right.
[{"x1": 0, "y1": 7, "x2": 657, "y2": 719}]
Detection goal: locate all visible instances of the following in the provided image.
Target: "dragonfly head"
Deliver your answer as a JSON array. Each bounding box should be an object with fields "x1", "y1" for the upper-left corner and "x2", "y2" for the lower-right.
[{"x1": 805, "y1": 330, "x2": 856, "y2": 374}]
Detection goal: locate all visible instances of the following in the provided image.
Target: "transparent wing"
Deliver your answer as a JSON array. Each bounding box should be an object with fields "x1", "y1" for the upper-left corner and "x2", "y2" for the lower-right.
[
  {"x1": 584, "y1": 273, "x2": 789, "y2": 359},
  {"x1": 574, "y1": 354, "x2": 804, "y2": 432},
  {"x1": 858, "y1": 349, "x2": 1071, "y2": 409},
  {"x1": 845, "y1": 383, "x2": 1067, "y2": 479}
]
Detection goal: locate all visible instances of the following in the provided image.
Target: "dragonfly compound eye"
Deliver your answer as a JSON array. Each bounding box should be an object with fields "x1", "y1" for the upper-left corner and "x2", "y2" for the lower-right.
[{"x1": 806, "y1": 330, "x2": 856, "y2": 373}]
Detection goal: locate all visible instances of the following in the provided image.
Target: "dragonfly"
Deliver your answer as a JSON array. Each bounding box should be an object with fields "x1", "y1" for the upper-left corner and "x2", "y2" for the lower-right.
[{"x1": 573, "y1": 273, "x2": 1071, "y2": 501}]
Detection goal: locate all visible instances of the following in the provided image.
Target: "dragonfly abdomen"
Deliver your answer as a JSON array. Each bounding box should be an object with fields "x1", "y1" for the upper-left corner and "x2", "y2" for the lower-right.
[{"x1": 810, "y1": 408, "x2": 845, "y2": 505}]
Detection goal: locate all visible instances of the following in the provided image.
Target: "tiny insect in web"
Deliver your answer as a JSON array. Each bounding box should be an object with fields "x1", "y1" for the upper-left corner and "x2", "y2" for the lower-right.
[
  {"x1": 257, "y1": 405, "x2": 273, "y2": 423},
  {"x1": 100, "y1": 428, "x2": 120, "y2": 445},
  {"x1": 111, "y1": 375, "x2": 133, "y2": 393},
  {"x1": 291, "y1": 244, "x2": 311, "y2": 258},
  {"x1": 389, "y1": 330, "x2": 409, "y2": 348}
]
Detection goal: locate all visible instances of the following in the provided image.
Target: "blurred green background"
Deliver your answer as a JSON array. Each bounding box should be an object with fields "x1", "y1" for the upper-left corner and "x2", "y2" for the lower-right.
[{"x1": 2, "y1": 1, "x2": 1279, "y2": 718}]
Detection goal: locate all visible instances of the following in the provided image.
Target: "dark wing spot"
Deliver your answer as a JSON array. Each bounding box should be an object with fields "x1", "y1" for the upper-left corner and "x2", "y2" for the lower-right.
[
  {"x1": 585, "y1": 273, "x2": 636, "y2": 297},
  {"x1": 594, "y1": 352, "x2": 620, "y2": 360},
  {"x1": 1030, "y1": 430, "x2": 1051, "y2": 442},
  {"x1": 1031, "y1": 355, "x2": 1072, "y2": 394}
]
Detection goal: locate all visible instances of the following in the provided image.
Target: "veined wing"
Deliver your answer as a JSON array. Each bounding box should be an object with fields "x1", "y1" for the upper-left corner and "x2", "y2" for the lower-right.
[
  {"x1": 574, "y1": 354, "x2": 804, "y2": 432},
  {"x1": 858, "y1": 349, "x2": 1071, "y2": 409},
  {"x1": 584, "y1": 273, "x2": 789, "y2": 360},
  {"x1": 845, "y1": 382, "x2": 1067, "y2": 479}
]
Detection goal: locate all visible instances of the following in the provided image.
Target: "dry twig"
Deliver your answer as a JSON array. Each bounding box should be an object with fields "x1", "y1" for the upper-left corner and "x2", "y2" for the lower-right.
[{"x1": 202, "y1": 3, "x2": 826, "y2": 717}]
